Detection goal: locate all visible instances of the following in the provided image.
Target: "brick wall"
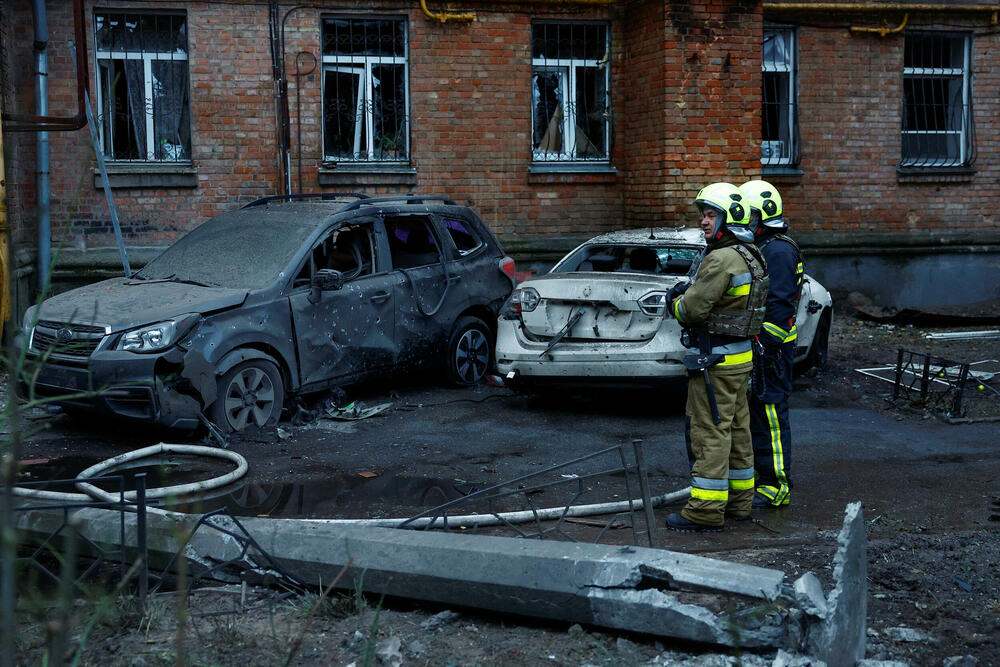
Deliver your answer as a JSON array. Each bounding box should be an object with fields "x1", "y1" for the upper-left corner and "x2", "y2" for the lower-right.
[
  {"x1": 766, "y1": 10, "x2": 999, "y2": 246},
  {"x1": 623, "y1": 0, "x2": 760, "y2": 227},
  {"x1": 3, "y1": 0, "x2": 997, "y2": 286}
]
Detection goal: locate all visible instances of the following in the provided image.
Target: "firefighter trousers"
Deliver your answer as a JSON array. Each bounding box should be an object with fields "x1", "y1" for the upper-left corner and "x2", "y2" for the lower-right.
[
  {"x1": 749, "y1": 341, "x2": 794, "y2": 506},
  {"x1": 682, "y1": 361, "x2": 755, "y2": 526}
]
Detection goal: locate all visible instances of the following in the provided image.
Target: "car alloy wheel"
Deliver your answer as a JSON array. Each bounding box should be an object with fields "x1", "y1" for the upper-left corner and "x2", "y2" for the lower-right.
[
  {"x1": 212, "y1": 359, "x2": 285, "y2": 432},
  {"x1": 448, "y1": 316, "x2": 493, "y2": 385}
]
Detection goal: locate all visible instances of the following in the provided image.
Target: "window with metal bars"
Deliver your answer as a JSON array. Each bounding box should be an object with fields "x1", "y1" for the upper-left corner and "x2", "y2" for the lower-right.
[
  {"x1": 762, "y1": 27, "x2": 797, "y2": 167},
  {"x1": 94, "y1": 12, "x2": 191, "y2": 162},
  {"x1": 322, "y1": 17, "x2": 409, "y2": 163},
  {"x1": 902, "y1": 32, "x2": 973, "y2": 169},
  {"x1": 531, "y1": 22, "x2": 610, "y2": 162}
]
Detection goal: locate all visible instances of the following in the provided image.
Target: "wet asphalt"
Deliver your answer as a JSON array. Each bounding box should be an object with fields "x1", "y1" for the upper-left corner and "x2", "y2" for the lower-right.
[{"x1": 14, "y1": 378, "x2": 1000, "y2": 550}]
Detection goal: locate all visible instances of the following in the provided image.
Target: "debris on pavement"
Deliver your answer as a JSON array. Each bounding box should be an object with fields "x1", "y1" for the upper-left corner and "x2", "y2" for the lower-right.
[
  {"x1": 324, "y1": 401, "x2": 392, "y2": 421},
  {"x1": 925, "y1": 329, "x2": 1000, "y2": 341}
]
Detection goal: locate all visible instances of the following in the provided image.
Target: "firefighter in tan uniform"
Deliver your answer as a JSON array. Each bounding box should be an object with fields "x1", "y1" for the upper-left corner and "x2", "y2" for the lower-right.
[{"x1": 665, "y1": 182, "x2": 770, "y2": 531}]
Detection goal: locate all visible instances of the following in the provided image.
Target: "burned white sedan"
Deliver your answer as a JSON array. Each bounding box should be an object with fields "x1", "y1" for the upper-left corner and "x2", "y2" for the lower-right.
[{"x1": 495, "y1": 227, "x2": 832, "y2": 390}]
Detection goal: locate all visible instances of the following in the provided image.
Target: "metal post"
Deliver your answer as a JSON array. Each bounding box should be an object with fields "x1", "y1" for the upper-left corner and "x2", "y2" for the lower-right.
[
  {"x1": 136, "y1": 473, "x2": 148, "y2": 604},
  {"x1": 920, "y1": 355, "x2": 931, "y2": 402},
  {"x1": 83, "y1": 90, "x2": 132, "y2": 277},
  {"x1": 632, "y1": 439, "x2": 658, "y2": 549},
  {"x1": 893, "y1": 348, "x2": 904, "y2": 400},
  {"x1": 952, "y1": 363, "x2": 970, "y2": 417}
]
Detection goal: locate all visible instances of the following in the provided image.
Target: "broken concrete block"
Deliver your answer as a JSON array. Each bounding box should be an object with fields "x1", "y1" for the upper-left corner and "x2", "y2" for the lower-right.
[
  {"x1": 375, "y1": 636, "x2": 402, "y2": 666},
  {"x1": 884, "y1": 626, "x2": 935, "y2": 643},
  {"x1": 792, "y1": 572, "x2": 829, "y2": 619},
  {"x1": 773, "y1": 649, "x2": 828, "y2": 666},
  {"x1": 805, "y1": 502, "x2": 867, "y2": 667},
  {"x1": 420, "y1": 609, "x2": 460, "y2": 630},
  {"x1": 943, "y1": 656, "x2": 979, "y2": 667}
]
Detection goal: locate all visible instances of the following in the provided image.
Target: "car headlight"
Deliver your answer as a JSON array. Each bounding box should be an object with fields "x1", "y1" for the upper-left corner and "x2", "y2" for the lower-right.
[
  {"x1": 117, "y1": 314, "x2": 199, "y2": 353},
  {"x1": 22, "y1": 305, "x2": 37, "y2": 336},
  {"x1": 637, "y1": 291, "x2": 668, "y2": 317}
]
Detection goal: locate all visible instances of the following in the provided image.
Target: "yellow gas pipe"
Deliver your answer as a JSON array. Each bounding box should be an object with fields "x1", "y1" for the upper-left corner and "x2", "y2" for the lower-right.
[{"x1": 420, "y1": 0, "x2": 619, "y2": 24}]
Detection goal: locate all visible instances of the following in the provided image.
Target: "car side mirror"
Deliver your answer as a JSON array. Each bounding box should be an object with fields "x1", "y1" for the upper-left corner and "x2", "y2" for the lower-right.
[
  {"x1": 308, "y1": 269, "x2": 344, "y2": 303},
  {"x1": 315, "y1": 269, "x2": 344, "y2": 291}
]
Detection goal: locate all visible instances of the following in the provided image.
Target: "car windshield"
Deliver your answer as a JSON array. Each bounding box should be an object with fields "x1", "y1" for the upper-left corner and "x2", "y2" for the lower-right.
[
  {"x1": 554, "y1": 244, "x2": 701, "y2": 276},
  {"x1": 133, "y1": 207, "x2": 322, "y2": 290}
]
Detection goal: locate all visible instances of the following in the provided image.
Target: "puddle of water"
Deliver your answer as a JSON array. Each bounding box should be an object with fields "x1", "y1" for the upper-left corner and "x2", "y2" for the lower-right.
[
  {"x1": 161, "y1": 476, "x2": 481, "y2": 519},
  {"x1": 16, "y1": 455, "x2": 227, "y2": 494}
]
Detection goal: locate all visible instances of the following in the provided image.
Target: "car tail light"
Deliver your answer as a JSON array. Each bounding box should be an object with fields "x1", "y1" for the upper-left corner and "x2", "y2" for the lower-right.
[
  {"x1": 637, "y1": 291, "x2": 668, "y2": 317},
  {"x1": 499, "y1": 256, "x2": 516, "y2": 283},
  {"x1": 501, "y1": 286, "x2": 541, "y2": 319}
]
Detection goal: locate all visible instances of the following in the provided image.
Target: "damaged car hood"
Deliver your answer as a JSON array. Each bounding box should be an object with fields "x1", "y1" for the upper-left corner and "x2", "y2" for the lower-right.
[
  {"x1": 35, "y1": 278, "x2": 248, "y2": 331},
  {"x1": 519, "y1": 273, "x2": 683, "y2": 341}
]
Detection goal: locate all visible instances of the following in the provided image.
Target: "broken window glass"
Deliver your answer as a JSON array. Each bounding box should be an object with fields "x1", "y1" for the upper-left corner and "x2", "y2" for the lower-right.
[
  {"x1": 762, "y1": 27, "x2": 797, "y2": 166},
  {"x1": 531, "y1": 22, "x2": 610, "y2": 162},
  {"x1": 442, "y1": 218, "x2": 482, "y2": 255},
  {"x1": 385, "y1": 216, "x2": 440, "y2": 269},
  {"x1": 322, "y1": 18, "x2": 409, "y2": 163},
  {"x1": 94, "y1": 11, "x2": 190, "y2": 162},
  {"x1": 902, "y1": 32, "x2": 973, "y2": 168}
]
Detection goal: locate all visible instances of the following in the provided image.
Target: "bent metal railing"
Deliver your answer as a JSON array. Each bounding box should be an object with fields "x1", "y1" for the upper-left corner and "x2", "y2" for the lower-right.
[
  {"x1": 11, "y1": 473, "x2": 149, "y2": 601},
  {"x1": 397, "y1": 441, "x2": 659, "y2": 548}
]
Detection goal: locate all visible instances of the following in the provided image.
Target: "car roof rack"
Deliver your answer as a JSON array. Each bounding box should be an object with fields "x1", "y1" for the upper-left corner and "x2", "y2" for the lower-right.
[
  {"x1": 241, "y1": 193, "x2": 370, "y2": 208},
  {"x1": 336, "y1": 195, "x2": 458, "y2": 213}
]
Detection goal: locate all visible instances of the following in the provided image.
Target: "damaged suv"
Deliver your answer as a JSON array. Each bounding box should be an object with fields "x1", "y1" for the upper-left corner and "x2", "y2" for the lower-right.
[
  {"x1": 496, "y1": 227, "x2": 832, "y2": 390},
  {"x1": 18, "y1": 195, "x2": 515, "y2": 432}
]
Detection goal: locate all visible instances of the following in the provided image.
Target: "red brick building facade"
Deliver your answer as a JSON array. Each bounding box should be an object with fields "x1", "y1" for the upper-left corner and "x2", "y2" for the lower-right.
[{"x1": 2, "y1": 1, "x2": 998, "y2": 314}]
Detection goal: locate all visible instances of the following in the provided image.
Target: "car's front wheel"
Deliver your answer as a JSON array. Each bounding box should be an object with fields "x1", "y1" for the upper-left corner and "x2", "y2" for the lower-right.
[
  {"x1": 210, "y1": 359, "x2": 285, "y2": 433},
  {"x1": 447, "y1": 316, "x2": 494, "y2": 385}
]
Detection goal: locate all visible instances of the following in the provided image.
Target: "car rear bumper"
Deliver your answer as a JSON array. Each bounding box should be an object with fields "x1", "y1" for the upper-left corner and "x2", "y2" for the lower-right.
[
  {"x1": 495, "y1": 320, "x2": 687, "y2": 383},
  {"x1": 14, "y1": 334, "x2": 203, "y2": 430}
]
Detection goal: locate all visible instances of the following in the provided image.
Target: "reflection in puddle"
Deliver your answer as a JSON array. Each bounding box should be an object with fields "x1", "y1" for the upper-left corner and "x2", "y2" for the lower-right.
[
  {"x1": 17, "y1": 456, "x2": 480, "y2": 519},
  {"x1": 162, "y1": 476, "x2": 479, "y2": 519}
]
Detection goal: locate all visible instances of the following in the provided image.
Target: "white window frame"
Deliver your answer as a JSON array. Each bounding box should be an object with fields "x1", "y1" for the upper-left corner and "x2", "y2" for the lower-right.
[
  {"x1": 531, "y1": 24, "x2": 610, "y2": 163},
  {"x1": 321, "y1": 20, "x2": 409, "y2": 163},
  {"x1": 901, "y1": 32, "x2": 972, "y2": 168},
  {"x1": 761, "y1": 27, "x2": 797, "y2": 167},
  {"x1": 95, "y1": 17, "x2": 188, "y2": 162}
]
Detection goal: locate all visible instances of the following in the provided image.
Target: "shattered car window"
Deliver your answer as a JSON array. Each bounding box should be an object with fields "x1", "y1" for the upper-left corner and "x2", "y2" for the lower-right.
[
  {"x1": 134, "y1": 208, "x2": 319, "y2": 290},
  {"x1": 554, "y1": 244, "x2": 700, "y2": 276},
  {"x1": 292, "y1": 224, "x2": 375, "y2": 288},
  {"x1": 385, "y1": 216, "x2": 440, "y2": 269},
  {"x1": 442, "y1": 217, "x2": 482, "y2": 255}
]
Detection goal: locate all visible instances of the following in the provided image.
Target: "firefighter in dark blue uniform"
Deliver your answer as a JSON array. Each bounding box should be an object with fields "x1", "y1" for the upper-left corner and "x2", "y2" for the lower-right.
[{"x1": 739, "y1": 181, "x2": 803, "y2": 509}]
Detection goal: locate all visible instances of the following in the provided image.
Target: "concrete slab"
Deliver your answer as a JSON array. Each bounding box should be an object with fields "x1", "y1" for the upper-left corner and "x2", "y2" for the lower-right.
[
  {"x1": 806, "y1": 501, "x2": 868, "y2": 666},
  {"x1": 12, "y1": 501, "x2": 865, "y2": 653}
]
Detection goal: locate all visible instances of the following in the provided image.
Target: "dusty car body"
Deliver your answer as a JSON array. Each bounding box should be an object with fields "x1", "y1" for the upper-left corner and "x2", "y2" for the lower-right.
[
  {"x1": 495, "y1": 227, "x2": 833, "y2": 389},
  {"x1": 18, "y1": 195, "x2": 515, "y2": 432}
]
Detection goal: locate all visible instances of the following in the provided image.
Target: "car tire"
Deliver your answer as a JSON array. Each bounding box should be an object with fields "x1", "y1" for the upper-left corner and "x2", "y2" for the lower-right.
[
  {"x1": 805, "y1": 308, "x2": 831, "y2": 370},
  {"x1": 447, "y1": 316, "x2": 494, "y2": 386},
  {"x1": 210, "y1": 359, "x2": 285, "y2": 433}
]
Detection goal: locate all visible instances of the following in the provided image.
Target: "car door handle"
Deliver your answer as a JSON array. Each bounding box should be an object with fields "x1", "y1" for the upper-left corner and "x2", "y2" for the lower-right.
[{"x1": 370, "y1": 291, "x2": 391, "y2": 303}]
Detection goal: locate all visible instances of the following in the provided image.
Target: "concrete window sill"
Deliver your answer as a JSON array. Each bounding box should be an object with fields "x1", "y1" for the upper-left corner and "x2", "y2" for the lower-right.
[
  {"x1": 897, "y1": 168, "x2": 975, "y2": 184},
  {"x1": 527, "y1": 163, "x2": 617, "y2": 184},
  {"x1": 318, "y1": 164, "x2": 417, "y2": 187},
  {"x1": 93, "y1": 163, "x2": 198, "y2": 189}
]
